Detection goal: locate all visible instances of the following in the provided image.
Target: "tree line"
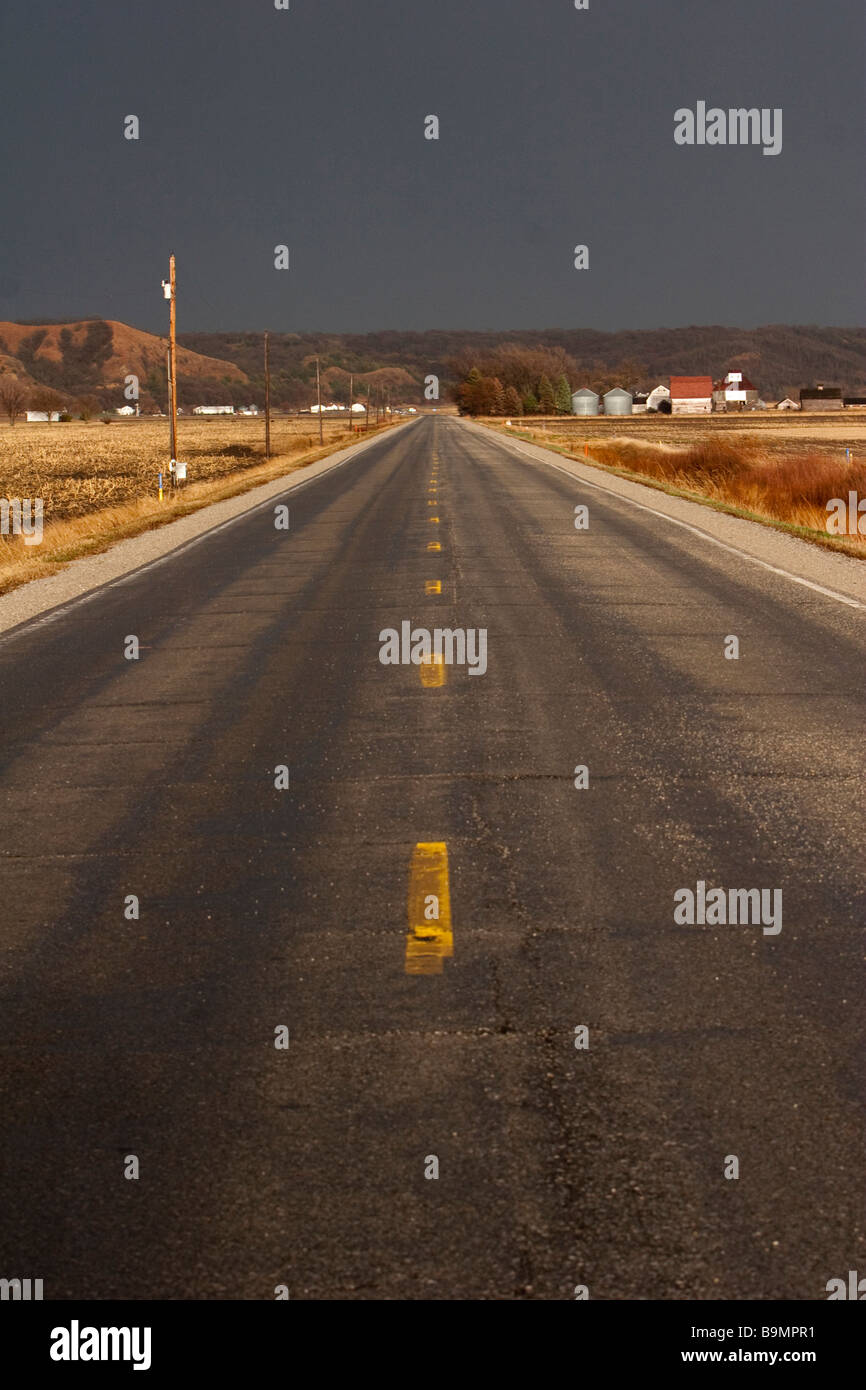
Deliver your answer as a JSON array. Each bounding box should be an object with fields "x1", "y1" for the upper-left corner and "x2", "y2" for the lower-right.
[{"x1": 450, "y1": 344, "x2": 648, "y2": 416}]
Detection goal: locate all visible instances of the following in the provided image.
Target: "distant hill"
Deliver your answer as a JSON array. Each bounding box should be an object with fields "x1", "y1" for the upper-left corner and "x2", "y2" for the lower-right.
[
  {"x1": 3, "y1": 320, "x2": 864, "y2": 413},
  {"x1": 0, "y1": 319, "x2": 248, "y2": 410},
  {"x1": 181, "y1": 324, "x2": 866, "y2": 405}
]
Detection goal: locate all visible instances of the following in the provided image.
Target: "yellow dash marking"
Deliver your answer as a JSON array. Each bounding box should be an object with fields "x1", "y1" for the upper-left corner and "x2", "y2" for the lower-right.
[
  {"x1": 419, "y1": 652, "x2": 446, "y2": 687},
  {"x1": 427, "y1": 541, "x2": 441, "y2": 551},
  {"x1": 406, "y1": 841, "x2": 453, "y2": 975},
  {"x1": 429, "y1": 516, "x2": 440, "y2": 524},
  {"x1": 425, "y1": 580, "x2": 441, "y2": 594}
]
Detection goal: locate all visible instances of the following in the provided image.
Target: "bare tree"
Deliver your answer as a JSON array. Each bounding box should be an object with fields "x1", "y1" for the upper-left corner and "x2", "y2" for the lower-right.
[
  {"x1": 0, "y1": 377, "x2": 27, "y2": 425},
  {"x1": 29, "y1": 387, "x2": 65, "y2": 421}
]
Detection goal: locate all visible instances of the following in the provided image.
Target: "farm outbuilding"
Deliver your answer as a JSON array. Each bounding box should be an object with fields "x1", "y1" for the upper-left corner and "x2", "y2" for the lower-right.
[
  {"x1": 776, "y1": 397, "x2": 800, "y2": 411},
  {"x1": 631, "y1": 392, "x2": 649, "y2": 414},
  {"x1": 603, "y1": 387, "x2": 633, "y2": 416},
  {"x1": 646, "y1": 385, "x2": 671, "y2": 412},
  {"x1": 670, "y1": 376, "x2": 714, "y2": 415},
  {"x1": 713, "y1": 371, "x2": 760, "y2": 411},
  {"x1": 571, "y1": 388, "x2": 600, "y2": 416},
  {"x1": 193, "y1": 405, "x2": 236, "y2": 415},
  {"x1": 25, "y1": 410, "x2": 61, "y2": 422},
  {"x1": 800, "y1": 386, "x2": 842, "y2": 412}
]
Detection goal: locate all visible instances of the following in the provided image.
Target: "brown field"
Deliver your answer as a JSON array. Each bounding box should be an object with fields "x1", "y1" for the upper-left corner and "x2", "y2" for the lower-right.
[
  {"x1": 489, "y1": 412, "x2": 866, "y2": 555},
  {"x1": 0, "y1": 414, "x2": 394, "y2": 594}
]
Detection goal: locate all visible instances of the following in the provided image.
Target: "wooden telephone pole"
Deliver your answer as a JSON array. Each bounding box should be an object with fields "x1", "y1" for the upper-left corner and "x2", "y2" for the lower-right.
[
  {"x1": 167, "y1": 255, "x2": 178, "y2": 467},
  {"x1": 264, "y1": 331, "x2": 271, "y2": 459},
  {"x1": 316, "y1": 355, "x2": 323, "y2": 444}
]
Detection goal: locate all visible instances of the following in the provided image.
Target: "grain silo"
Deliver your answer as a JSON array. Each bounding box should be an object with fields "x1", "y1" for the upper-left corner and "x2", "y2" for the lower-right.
[
  {"x1": 603, "y1": 387, "x2": 633, "y2": 416},
  {"x1": 571, "y1": 387, "x2": 600, "y2": 416}
]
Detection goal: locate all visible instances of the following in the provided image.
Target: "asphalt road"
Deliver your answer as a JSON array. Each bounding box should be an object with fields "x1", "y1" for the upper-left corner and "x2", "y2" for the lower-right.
[{"x1": 0, "y1": 416, "x2": 863, "y2": 1300}]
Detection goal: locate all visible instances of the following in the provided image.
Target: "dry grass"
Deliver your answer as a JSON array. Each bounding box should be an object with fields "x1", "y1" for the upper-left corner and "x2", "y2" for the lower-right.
[
  {"x1": 0, "y1": 415, "x2": 392, "y2": 594},
  {"x1": 492, "y1": 414, "x2": 866, "y2": 555}
]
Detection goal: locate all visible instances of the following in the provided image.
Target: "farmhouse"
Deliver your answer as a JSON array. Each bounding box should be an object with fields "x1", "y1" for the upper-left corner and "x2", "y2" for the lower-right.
[
  {"x1": 670, "y1": 376, "x2": 713, "y2": 415},
  {"x1": 800, "y1": 386, "x2": 842, "y2": 412},
  {"x1": 193, "y1": 404, "x2": 236, "y2": 415},
  {"x1": 713, "y1": 370, "x2": 759, "y2": 411}
]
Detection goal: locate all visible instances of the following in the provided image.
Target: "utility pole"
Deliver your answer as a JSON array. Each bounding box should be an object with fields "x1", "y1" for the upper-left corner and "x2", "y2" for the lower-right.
[
  {"x1": 365, "y1": 384, "x2": 370, "y2": 431},
  {"x1": 264, "y1": 331, "x2": 271, "y2": 459},
  {"x1": 315, "y1": 355, "x2": 323, "y2": 444},
  {"x1": 349, "y1": 371, "x2": 353, "y2": 428},
  {"x1": 161, "y1": 254, "x2": 178, "y2": 473}
]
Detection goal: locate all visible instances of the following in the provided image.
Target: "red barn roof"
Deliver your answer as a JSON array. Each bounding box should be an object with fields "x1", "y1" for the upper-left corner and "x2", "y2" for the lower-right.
[{"x1": 670, "y1": 375, "x2": 713, "y2": 398}]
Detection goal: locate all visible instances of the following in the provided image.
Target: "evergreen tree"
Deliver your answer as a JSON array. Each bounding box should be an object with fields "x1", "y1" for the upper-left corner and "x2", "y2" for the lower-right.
[
  {"x1": 522, "y1": 390, "x2": 539, "y2": 415},
  {"x1": 554, "y1": 374, "x2": 572, "y2": 414},
  {"x1": 538, "y1": 375, "x2": 555, "y2": 414}
]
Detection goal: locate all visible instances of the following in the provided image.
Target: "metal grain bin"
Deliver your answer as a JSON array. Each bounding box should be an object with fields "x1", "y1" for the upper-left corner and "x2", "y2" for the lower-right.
[
  {"x1": 571, "y1": 388, "x2": 600, "y2": 416},
  {"x1": 603, "y1": 387, "x2": 633, "y2": 416}
]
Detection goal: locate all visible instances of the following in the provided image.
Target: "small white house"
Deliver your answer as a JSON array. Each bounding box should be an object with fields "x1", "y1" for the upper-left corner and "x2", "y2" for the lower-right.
[
  {"x1": 193, "y1": 404, "x2": 236, "y2": 415},
  {"x1": 116, "y1": 405, "x2": 136, "y2": 416},
  {"x1": 238, "y1": 406, "x2": 260, "y2": 416},
  {"x1": 25, "y1": 410, "x2": 61, "y2": 422}
]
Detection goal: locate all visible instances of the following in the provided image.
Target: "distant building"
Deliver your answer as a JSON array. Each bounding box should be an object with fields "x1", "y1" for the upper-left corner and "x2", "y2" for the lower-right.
[
  {"x1": 670, "y1": 376, "x2": 714, "y2": 414},
  {"x1": 193, "y1": 404, "x2": 236, "y2": 415},
  {"x1": 631, "y1": 391, "x2": 649, "y2": 414},
  {"x1": 116, "y1": 405, "x2": 136, "y2": 416},
  {"x1": 776, "y1": 397, "x2": 800, "y2": 411},
  {"x1": 25, "y1": 410, "x2": 61, "y2": 422},
  {"x1": 646, "y1": 384, "x2": 671, "y2": 412},
  {"x1": 800, "y1": 386, "x2": 842, "y2": 412},
  {"x1": 603, "y1": 387, "x2": 633, "y2": 416},
  {"x1": 843, "y1": 395, "x2": 866, "y2": 408},
  {"x1": 571, "y1": 387, "x2": 600, "y2": 416},
  {"x1": 238, "y1": 405, "x2": 260, "y2": 416},
  {"x1": 713, "y1": 370, "x2": 760, "y2": 411}
]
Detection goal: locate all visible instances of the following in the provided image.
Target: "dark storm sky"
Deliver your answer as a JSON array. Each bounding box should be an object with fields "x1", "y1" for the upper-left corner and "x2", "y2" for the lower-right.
[{"x1": 1, "y1": 0, "x2": 863, "y2": 333}]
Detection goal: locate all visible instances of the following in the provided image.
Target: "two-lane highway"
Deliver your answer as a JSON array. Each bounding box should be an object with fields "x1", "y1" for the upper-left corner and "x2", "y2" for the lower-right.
[{"x1": 0, "y1": 416, "x2": 863, "y2": 1299}]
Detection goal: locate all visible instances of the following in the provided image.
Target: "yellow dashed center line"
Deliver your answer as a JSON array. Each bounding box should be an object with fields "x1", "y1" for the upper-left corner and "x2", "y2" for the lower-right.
[
  {"x1": 429, "y1": 516, "x2": 440, "y2": 524},
  {"x1": 406, "y1": 841, "x2": 453, "y2": 975},
  {"x1": 425, "y1": 580, "x2": 442, "y2": 594},
  {"x1": 427, "y1": 541, "x2": 441, "y2": 551},
  {"x1": 419, "y1": 652, "x2": 446, "y2": 687}
]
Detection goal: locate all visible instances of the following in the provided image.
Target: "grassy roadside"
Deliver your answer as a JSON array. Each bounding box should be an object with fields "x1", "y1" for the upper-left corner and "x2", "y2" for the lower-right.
[
  {"x1": 486, "y1": 423, "x2": 866, "y2": 561},
  {"x1": 0, "y1": 422, "x2": 398, "y2": 597}
]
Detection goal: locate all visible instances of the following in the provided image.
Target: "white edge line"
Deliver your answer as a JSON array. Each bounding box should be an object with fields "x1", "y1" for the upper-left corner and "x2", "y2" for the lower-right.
[
  {"x1": 485, "y1": 427, "x2": 866, "y2": 613},
  {"x1": 0, "y1": 419, "x2": 418, "y2": 646}
]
